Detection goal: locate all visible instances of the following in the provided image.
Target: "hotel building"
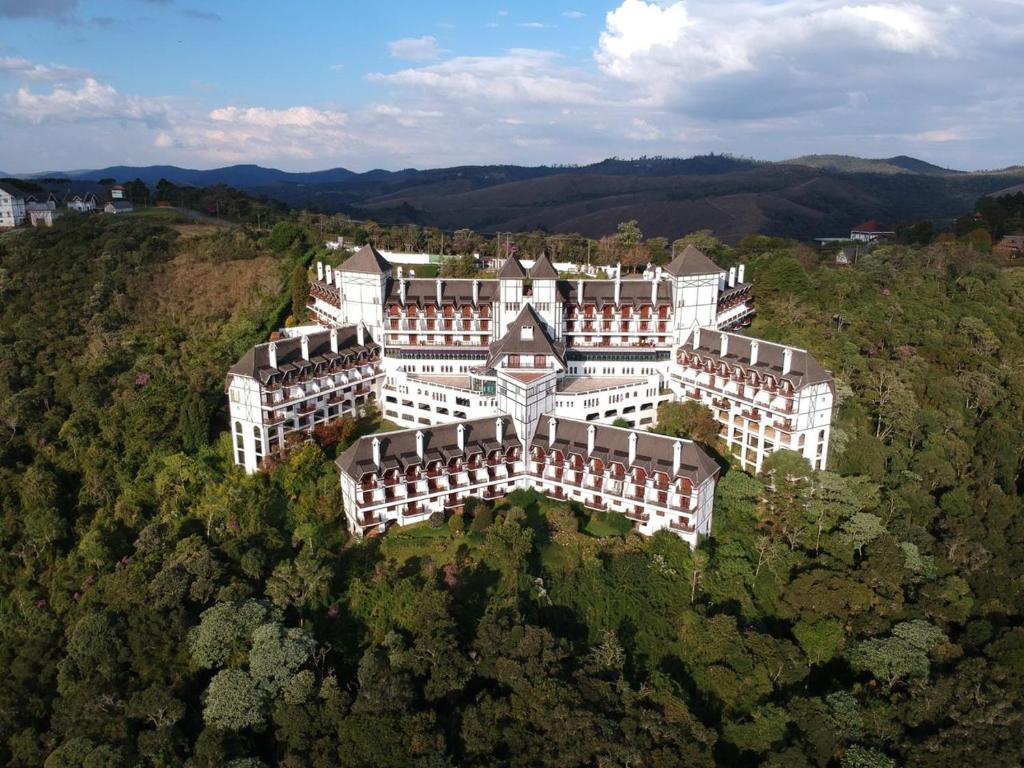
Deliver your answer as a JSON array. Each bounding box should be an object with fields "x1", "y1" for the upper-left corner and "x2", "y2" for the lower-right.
[{"x1": 227, "y1": 243, "x2": 833, "y2": 543}]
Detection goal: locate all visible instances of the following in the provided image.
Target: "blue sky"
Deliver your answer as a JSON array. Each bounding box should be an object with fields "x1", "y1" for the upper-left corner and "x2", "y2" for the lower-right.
[{"x1": 1, "y1": 0, "x2": 1022, "y2": 173}]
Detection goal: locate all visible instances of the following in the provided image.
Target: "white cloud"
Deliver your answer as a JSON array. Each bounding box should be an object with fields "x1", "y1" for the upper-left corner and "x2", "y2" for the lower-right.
[
  {"x1": 370, "y1": 49, "x2": 602, "y2": 106},
  {"x1": 208, "y1": 105, "x2": 346, "y2": 129},
  {"x1": 388, "y1": 35, "x2": 440, "y2": 61},
  {"x1": 625, "y1": 117, "x2": 661, "y2": 141},
  {"x1": 7, "y1": 77, "x2": 168, "y2": 123},
  {"x1": 563, "y1": 10, "x2": 585, "y2": 19},
  {"x1": 0, "y1": 56, "x2": 89, "y2": 82}
]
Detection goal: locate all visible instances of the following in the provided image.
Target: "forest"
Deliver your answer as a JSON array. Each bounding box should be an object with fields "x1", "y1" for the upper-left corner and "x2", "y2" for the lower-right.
[{"x1": 0, "y1": 211, "x2": 1022, "y2": 768}]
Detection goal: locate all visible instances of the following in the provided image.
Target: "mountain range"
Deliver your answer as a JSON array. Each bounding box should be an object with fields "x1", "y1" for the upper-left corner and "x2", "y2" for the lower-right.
[{"x1": 14, "y1": 154, "x2": 1024, "y2": 241}]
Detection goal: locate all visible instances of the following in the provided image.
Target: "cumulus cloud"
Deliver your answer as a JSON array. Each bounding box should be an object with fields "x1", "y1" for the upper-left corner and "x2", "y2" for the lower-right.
[
  {"x1": 388, "y1": 35, "x2": 440, "y2": 61},
  {"x1": 370, "y1": 49, "x2": 602, "y2": 106},
  {"x1": 6, "y1": 77, "x2": 169, "y2": 124}
]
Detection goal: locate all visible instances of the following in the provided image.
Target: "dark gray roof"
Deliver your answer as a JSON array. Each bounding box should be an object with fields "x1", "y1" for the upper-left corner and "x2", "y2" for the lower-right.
[
  {"x1": 562, "y1": 279, "x2": 672, "y2": 306},
  {"x1": 106, "y1": 200, "x2": 134, "y2": 210},
  {"x1": 385, "y1": 278, "x2": 498, "y2": 306},
  {"x1": 0, "y1": 181, "x2": 25, "y2": 197},
  {"x1": 228, "y1": 326, "x2": 378, "y2": 382},
  {"x1": 532, "y1": 416, "x2": 720, "y2": 485},
  {"x1": 340, "y1": 244, "x2": 392, "y2": 275},
  {"x1": 486, "y1": 304, "x2": 566, "y2": 369},
  {"x1": 684, "y1": 328, "x2": 832, "y2": 389},
  {"x1": 496, "y1": 256, "x2": 526, "y2": 279},
  {"x1": 336, "y1": 415, "x2": 520, "y2": 479},
  {"x1": 528, "y1": 253, "x2": 559, "y2": 279},
  {"x1": 664, "y1": 245, "x2": 722, "y2": 277}
]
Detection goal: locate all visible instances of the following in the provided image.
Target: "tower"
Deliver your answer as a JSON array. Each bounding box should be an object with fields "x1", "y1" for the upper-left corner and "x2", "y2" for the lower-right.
[
  {"x1": 337, "y1": 244, "x2": 391, "y2": 343},
  {"x1": 663, "y1": 245, "x2": 723, "y2": 338},
  {"x1": 527, "y1": 253, "x2": 561, "y2": 339}
]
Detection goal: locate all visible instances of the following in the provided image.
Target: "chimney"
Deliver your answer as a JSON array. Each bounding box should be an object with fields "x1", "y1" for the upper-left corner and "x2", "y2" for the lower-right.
[
  {"x1": 300, "y1": 334, "x2": 310, "y2": 360},
  {"x1": 737, "y1": 264, "x2": 745, "y2": 284},
  {"x1": 372, "y1": 437, "x2": 381, "y2": 468},
  {"x1": 614, "y1": 264, "x2": 621, "y2": 306},
  {"x1": 357, "y1": 324, "x2": 365, "y2": 346},
  {"x1": 651, "y1": 275, "x2": 658, "y2": 306},
  {"x1": 628, "y1": 432, "x2": 638, "y2": 466},
  {"x1": 335, "y1": 270, "x2": 343, "y2": 288},
  {"x1": 548, "y1": 417, "x2": 557, "y2": 448},
  {"x1": 719, "y1": 273, "x2": 727, "y2": 292},
  {"x1": 400, "y1": 277, "x2": 407, "y2": 305},
  {"x1": 587, "y1": 424, "x2": 596, "y2": 456},
  {"x1": 397, "y1": 266, "x2": 403, "y2": 279},
  {"x1": 672, "y1": 440, "x2": 682, "y2": 476},
  {"x1": 457, "y1": 423, "x2": 465, "y2": 452},
  {"x1": 720, "y1": 333, "x2": 729, "y2": 357},
  {"x1": 749, "y1": 340, "x2": 759, "y2": 366},
  {"x1": 692, "y1": 327, "x2": 701, "y2": 350},
  {"x1": 495, "y1": 418, "x2": 504, "y2": 445},
  {"x1": 783, "y1": 348, "x2": 793, "y2": 375},
  {"x1": 316, "y1": 261, "x2": 324, "y2": 281},
  {"x1": 577, "y1": 278, "x2": 584, "y2": 300},
  {"x1": 330, "y1": 328, "x2": 339, "y2": 354},
  {"x1": 268, "y1": 341, "x2": 278, "y2": 369},
  {"x1": 436, "y1": 278, "x2": 442, "y2": 306},
  {"x1": 325, "y1": 265, "x2": 334, "y2": 285},
  {"x1": 728, "y1": 266, "x2": 737, "y2": 288},
  {"x1": 416, "y1": 430, "x2": 425, "y2": 461},
  {"x1": 473, "y1": 279, "x2": 480, "y2": 305}
]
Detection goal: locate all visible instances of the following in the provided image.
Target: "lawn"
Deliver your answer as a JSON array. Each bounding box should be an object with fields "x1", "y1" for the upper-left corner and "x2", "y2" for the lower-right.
[{"x1": 583, "y1": 511, "x2": 633, "y2": 538}]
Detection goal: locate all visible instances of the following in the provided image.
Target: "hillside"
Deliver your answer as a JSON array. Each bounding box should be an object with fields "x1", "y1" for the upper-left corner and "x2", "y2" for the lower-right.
[
  {"x1": 782, "y1": 154, "x2": 961, "y2": 176},
  {"x1": 2, "y1": 216, "x2": 1023, "y2": 766},
  {"x1": 30, "y1": 155, "x2": 1024, "y2": 241}
]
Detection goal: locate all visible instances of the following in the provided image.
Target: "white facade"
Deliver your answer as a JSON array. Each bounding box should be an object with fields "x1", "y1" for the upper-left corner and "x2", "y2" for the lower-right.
[
  {"x1": 0, "y1": 185, "x2": 26, "y2": 228},
  {"x1": 226, "y1": 325, "x2": 383, "y2": 473},
  {"x1": 232, "y1": 244, "x2": 834, "y2": 546}
]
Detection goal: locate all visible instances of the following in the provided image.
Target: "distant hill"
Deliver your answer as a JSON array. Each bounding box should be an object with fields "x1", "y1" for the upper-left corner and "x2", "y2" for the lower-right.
[
  {"x1": 14, "y1": 154, "x2": 1024, "y2": 241},
  {"x1": 41, "y1": 163, "x2": 358, "y2": 187},
  {"x1": 783, "y1": 154, "x2": 960, "y2": 176}
]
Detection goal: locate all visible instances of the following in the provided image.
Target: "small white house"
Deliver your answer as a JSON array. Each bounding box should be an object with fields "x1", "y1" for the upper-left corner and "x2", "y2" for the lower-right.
[
  {"x1": 66, "y1": 193, "x2": 98, "y2": 213},
  {"x1": 0, "y1": 182, "x2": 27, "y2": 228},
  {"x1": 26, "y1": 196, "x2": 60, "y2": 227},
  {"x1": 110, "y1": 185, "x2": 126, "y2": 200}
]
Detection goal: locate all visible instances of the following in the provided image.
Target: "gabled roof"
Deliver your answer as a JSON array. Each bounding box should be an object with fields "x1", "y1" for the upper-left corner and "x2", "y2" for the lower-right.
[
  {"x1": 106, "y1": 200, "x2": 134, "y2": 210},
  {"x1": 228, "y1": 325, "x2": 378, "y2": 381},
  {"x1": 683, "y1": 328, "x2": 833, "y2": 390},
  {"x1": 664, "y1": 245, "x2": 722, "y2": 277},
  {"x1": 851, "y1": 220, "x2": 893, "y2": 233},
  {"x1": 532, "y1": 416, "x2": 720, "y2": 485},
  {"x1": 0, "y1": 181, "x2": 25, "y2": 198},
  {"x1": 496, "y1": 255, "x2": 527, "y2": 279},
  {"x1": 336, "y1": 415, "x2": 520, "y2": 479},
  {"x1": 340, "y1": 244, "x2": 392, "y2": 275},
  {"x1": 486, "y1": 304, "x2": 565, "y2": 369},
  {"x1": 528, "y1": 253, "x2": 559, "y2": 279}
]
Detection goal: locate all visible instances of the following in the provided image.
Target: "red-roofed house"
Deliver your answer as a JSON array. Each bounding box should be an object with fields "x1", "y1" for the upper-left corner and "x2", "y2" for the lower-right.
[{"x1": 850, "y1": 220, "x2": 896, "y2": 242}]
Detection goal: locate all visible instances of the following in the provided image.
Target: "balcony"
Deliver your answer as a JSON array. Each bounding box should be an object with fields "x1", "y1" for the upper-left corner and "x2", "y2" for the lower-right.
[
  {"x1": 625, "y1": 508, "x2": 649, "y2": 522},
  {"x1": 357, "y1": 512, "x2": 383, "y2": 527},
  {"x1": 585, "y1": 497, "x2": 608, "y2": 511},
  {"x1": 670, "y1": 519, "x2": 695, "y2": 533}
]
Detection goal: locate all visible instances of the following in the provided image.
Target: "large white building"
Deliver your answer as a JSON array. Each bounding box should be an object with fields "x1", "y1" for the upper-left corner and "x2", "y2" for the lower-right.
[
  {"x1": 0, "y1": 182, "x2": 27, "y2": 228},
  {"x1": 228, "y1": 243, "x2": 834, "y2": 545}
]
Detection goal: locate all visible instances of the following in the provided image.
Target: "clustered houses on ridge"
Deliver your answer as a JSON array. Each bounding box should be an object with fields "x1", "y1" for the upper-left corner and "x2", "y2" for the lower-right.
[{"x1": 225, "y1": 243, "x2": 835, "y2": 546}]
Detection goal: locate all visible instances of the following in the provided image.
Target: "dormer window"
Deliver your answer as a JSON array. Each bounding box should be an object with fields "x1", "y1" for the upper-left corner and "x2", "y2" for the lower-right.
[{"x1": 521, "y1": 325, "x2": 534, "y2": 341}]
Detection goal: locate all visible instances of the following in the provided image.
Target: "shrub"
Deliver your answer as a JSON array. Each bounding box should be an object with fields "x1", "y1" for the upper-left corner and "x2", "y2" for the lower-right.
[
  {"x1": 448, "y1": 515, "x2": 465, "y2": 536},
  {"x1": 469, "y1": 506, "x2": 493, "y2": 534}
]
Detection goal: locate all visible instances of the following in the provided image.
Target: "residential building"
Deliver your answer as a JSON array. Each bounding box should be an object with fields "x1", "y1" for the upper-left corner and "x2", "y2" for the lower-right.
[
  {"x1": 0, "y1": 182, "x2": 27, "y2": 228},
  {"x1": 994, "y1": 235, "x2": 1024, "y2": 259},
  {"x1": 850, "y1": 220, "x2": 895, "y2": 242},
  {"x1": 110, "y1": 185, "x2": 126, "y2": 200},
  {"x1": 228, "y1": 243, "x2": 834, "y2": 544},
  {"x1": 104, "y1": 200, "x2": 134, "y2": 214},
  {"x1": 26, "y1": 195, "x2": 60, "y2": 227},
  {"x1": 66, "y1": 193, "x2": 98, "y2": 213}
]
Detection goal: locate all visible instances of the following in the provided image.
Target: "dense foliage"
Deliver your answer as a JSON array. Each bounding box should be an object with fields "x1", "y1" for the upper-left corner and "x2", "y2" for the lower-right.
[{"x1": 1, "y1": 215, "x2": 1022, "y2": 767}]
